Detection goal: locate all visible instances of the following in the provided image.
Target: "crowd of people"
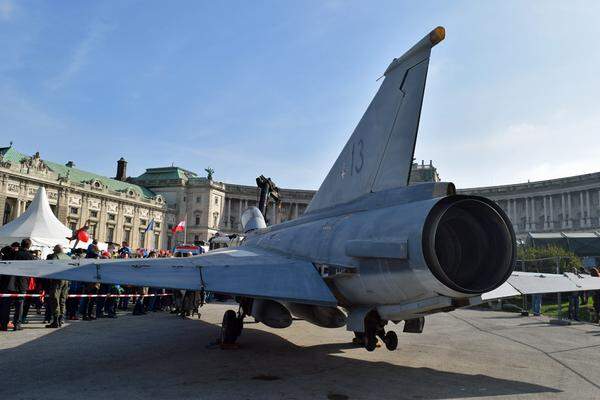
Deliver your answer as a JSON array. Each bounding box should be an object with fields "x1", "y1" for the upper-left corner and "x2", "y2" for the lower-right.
[{"x1": 0, "y1": 239, "x2": 204, "y2": 332}]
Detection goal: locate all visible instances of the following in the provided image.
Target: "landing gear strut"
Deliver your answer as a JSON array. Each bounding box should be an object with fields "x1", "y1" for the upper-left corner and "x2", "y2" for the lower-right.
[{"x1": 357, "y1": 311, "x2": 398, "y2": 352}]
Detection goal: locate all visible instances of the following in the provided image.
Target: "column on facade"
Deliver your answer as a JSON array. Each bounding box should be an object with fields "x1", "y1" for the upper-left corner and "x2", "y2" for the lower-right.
[
  {"x1": 561, "y1": 193, "x2": 566, "y2": 228},
  {"x1": 293, "y1": 203, "x2": 299, "y2": 220},
  {"x1": 579, "y1": 191, "x2": 585, "y2": 227},
  {"x1": 97, "y1": 199, "x2": 107, "y2": 242},
  {"x1": 512, "y1": 199, "x2": 517, "y2": 230},
  {"x1": 238, "y1": 198, "x2": 243, "y2": 229},
  {"x1": 226, "y1": 198, "x2": 231, "y2": 228},
  {"x1": 57, "y1": 188, "x2": 69, "y2": 224},
  {"x1": 586, "y1": 190, "x2": 591, "y2": 227},
  {"x1": 131, "y1": 206, "x2": 140, "y2": 249},
  {"x1": 567, "y1": 192, "x2": 573, "y2": 228},
  {"x1": 524, "y1": 197, "x2": 529, "y2": 230},
  {"x1": 115, "y1": 203, "x2": 124, "y2": 244},
  {"x1": 549, "y1": 195, "x2": 554, "y2": 229},
  {"x1": 543, "y1": 196, "x2": 548, "y2": 230},
  {"x1": 0, "y1": 195, "x2": 6, "y2": 227},
  {"x1": 531, "y1": 196, "x2": 536, "y2": 231}
]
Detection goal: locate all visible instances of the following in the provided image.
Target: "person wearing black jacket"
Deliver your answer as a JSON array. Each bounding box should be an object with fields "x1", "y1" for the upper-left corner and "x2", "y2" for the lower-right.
[{"x1": 0, "y1": 239, "x2": 33, "y2": 331}]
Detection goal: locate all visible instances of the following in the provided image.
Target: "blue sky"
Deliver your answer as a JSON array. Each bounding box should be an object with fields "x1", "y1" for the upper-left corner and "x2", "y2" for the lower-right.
[{"x1": 2, "y1": 1, "x2": 600, "y2": 189}]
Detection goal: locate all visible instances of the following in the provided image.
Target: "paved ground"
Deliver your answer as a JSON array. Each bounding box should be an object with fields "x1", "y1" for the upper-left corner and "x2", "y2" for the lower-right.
[{"x1": 1, "y1": 304, "x2": 599, "y2": 400}]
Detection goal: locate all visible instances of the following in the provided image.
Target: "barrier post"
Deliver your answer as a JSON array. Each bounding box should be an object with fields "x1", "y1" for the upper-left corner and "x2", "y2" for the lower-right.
[{"x1": 550, "y1": 255, "x2": 571, "y2": 325}]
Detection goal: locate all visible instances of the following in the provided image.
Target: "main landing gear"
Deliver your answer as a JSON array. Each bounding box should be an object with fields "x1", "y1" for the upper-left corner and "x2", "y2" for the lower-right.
[
  {"x1": 353, "y1": 311, "x2": 398, "y2": 352},
  {"x1": 219, "y1": 299, "x2": 251, "y2": 348},
  {"x1": 220, "y1": 310, "x2": 244, "y2": 347}
]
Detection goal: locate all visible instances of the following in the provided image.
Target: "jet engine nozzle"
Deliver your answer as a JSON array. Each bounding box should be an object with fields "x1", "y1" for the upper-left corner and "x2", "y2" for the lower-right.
[{"x1": 423, "y1": 196, "x2": 515, "y2": 295}]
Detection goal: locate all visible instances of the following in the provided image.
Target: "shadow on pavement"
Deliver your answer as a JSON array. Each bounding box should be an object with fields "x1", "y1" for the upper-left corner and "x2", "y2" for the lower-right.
[{"x1": 0, "y1": 313, "x2": 561, "y2": 400}]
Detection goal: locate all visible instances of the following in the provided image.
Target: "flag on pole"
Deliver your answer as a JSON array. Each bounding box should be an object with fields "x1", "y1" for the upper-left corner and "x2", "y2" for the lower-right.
[
  {"x1": 171, "y1": 220, "x2": 186, "y2": 233},
  {"x1": 144, "y1": 218, "x2": 155, "y2": 233}
]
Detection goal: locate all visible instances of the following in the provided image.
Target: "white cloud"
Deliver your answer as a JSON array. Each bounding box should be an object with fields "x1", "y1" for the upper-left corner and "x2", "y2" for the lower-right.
[
  {"x1": 0, "y1": 0, "x2": 14, "y2": 20},
  {"x1": 433, "y1": 108, "x2": 600, "y2": 188},
  {"x1": 47, "y1": 21, "x2": 112, "y2": 90}
]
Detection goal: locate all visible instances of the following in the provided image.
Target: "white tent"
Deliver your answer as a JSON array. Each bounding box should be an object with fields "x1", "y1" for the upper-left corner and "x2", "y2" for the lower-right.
[{"x1": 0, "y1": 187, "x2": 71, "y2": 255}]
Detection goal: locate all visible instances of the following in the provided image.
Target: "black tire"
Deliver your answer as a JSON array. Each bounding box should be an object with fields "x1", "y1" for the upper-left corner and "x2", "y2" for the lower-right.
[
  {"x1": 365, "y1": 333, "x2": 377, "y2": 352},
  {"x1": 352, "y1": 331, "x2": 365, "y2": 345},
  {"x1": 221, "y1": 310, "x2": 239, "y2": 344},
  {"x1": 384, "y1": 331, "x2": 398, "y2": 351},
  {"x1": 234, "y1": 315, "x2": 244, "y2": 337}
]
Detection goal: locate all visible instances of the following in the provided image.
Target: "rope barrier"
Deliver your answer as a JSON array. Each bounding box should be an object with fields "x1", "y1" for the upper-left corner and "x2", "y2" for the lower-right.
[{"x1": 0, "y1": 293, "x2": 172, "y2": 298}]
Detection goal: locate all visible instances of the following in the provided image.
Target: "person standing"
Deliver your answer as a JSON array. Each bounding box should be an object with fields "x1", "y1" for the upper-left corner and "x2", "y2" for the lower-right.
[
  {"x1": 45, "y1": 245, "x2": 70, "y2": 328},
  {"x1": 0, "y1": 242, "x2": 20, "y2": 331},
  {"x1": 0, "y1": 239, "x2": 34, "y2": 331},
  {"x1": 80, "y1": 245, "x2": 100, "y2": 320},
  {"x1": 532, "y1": 294, "x2": 542, "y2": 316},
  {"x1": 590, "y1": 268, "x2": 600, "y2": 324}
]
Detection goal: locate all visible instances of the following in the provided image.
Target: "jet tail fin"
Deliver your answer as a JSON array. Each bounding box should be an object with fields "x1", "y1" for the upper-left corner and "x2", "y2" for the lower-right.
[{"x1": 306, "y1": 27, "x2": 445, "y2": 214}]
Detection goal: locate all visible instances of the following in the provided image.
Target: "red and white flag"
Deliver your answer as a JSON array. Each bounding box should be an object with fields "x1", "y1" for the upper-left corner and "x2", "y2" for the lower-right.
[{"x1": 172, "y1": 220, "x2": 186, "y2": 233}]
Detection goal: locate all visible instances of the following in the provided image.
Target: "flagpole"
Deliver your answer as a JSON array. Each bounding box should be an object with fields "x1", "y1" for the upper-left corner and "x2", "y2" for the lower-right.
[{"x1": 184, "y1": 214, "x2": 187, "y2": 244}]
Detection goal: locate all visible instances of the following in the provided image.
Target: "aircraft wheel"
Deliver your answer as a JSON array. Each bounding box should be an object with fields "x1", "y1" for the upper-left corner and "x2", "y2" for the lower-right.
[
  {"x1": 384, "y1": 331, "x2": 398, "y2": 351},
  {"x1": 234, "y1": 315, "x2": 244, "y2": 337},
  {"x1": 221, "y1": 310, "x2": 239, "y2": 344},
  {"x1": 352, "y1": 332, "x2": 365, "y2": 346},
  {"x1": 365, "y1": 332, "x2": 377, "y2": 352}
]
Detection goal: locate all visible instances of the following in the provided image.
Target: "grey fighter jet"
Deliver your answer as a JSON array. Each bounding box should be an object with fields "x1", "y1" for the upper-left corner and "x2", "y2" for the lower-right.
[{"x1": 0, "y1": 27, "x2": 538, "y2": 351}]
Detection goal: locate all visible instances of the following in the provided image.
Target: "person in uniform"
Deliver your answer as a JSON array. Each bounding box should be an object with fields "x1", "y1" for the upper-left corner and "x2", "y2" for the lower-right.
[
  {"x1": 45, "y1": 245, "x2": 70, "y2": 328},
  {"x1": 0, "y1": 239, "x2": 34, "y2": 331}
]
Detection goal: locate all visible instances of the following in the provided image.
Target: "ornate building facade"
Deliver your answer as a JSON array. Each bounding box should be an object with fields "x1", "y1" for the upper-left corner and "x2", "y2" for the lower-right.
[
  {"x1": 458, "y1": 172, "x2": 600, "y2": 238},
  {"x1": 10, "y1": 145, "x2": 593, "y2": 248},
  {"x1": 0, "y1": 147, "x2": 170, "y2": 249},
  {"x1": 132, "y1": 167, "x2": 314, "y2": 247}
]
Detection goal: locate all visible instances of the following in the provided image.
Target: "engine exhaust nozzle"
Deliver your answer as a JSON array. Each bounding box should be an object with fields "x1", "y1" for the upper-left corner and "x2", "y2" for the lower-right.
[{"x1": 423, "y1": 196, "x2": 515, "y2": 294}]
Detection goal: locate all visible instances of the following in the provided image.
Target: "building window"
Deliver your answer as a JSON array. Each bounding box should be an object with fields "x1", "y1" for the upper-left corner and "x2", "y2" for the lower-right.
[
  {"x1": 123, "y1": 229, "x2": 131, "y2": 243},
  {"x1": 70, "y1": 207, "x2": 79, "y2": 215},
  {"x1": 108, "y1": 213, "x2": 116, "y2": 221},
  {"x1": 194, "y1": 234, "x2": 199, "y2": 242},
  {"x1": 90, "y1": 210, "x2": 98, "y2": 218},
  {"x1": 124, "y1": 216, "x2": 132, "y2": 224},
  {"x1": 89, "y1": 223, "x2": 97, "y2": 239},
  {"x1": 139, "y1": 231, "x2": 146, "y2": 248},
  {"x1": 183, "y1": 196, "x2": 186, "y2": 202},
  {"x1": 140, "y1": 219, "x2": 147, "y2": 227},
  {"x1": 214, "y1": 197, "x2": 219, "y2": 205},
  {"x1": 106, "y1": 226, "x2": 115, "y2": 243},
  {"x1": 154, "y1": 233, "x2": 160, "y2": 249},
  {"x1": 155, "y1": 222, "x2": 160, "y2": 229},
  {"x1": 195, "y1": 215, "x2": 200, "y2": 226},
  {"x1": 69, "y1": 221, "x2": 77, "y2": 232},
  {"x1": 196, "y1": 196, "x2": 202, "y2": 203}
]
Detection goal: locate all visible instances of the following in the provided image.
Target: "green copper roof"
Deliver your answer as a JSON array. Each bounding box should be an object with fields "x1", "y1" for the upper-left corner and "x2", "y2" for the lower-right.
[
  {"x1": 135, "y1": 166, "x2": 197, "y2": 182},
  {"x1": 0, "y1": 146, "x2": 157, "y2": 199}
]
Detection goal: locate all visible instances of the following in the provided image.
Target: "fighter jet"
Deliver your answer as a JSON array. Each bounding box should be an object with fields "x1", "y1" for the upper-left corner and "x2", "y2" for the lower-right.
[{"x1": 3, "y1": 27, "x2": 594, "y2": 351}]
